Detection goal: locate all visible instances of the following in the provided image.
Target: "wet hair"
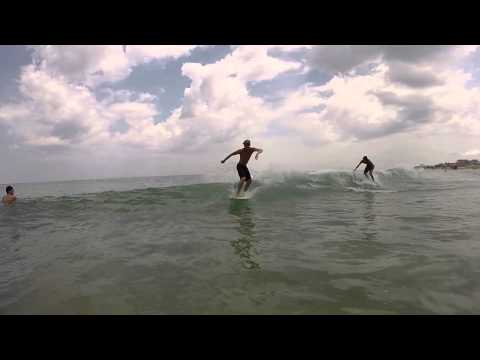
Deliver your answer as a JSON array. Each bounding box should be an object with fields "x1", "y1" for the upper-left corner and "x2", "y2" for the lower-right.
[
  {"x1": 243, "y1": 139, "x2": 251, "y2": 146},
  {"x1": 363, "y1": 156, "x2": 368, "y2": 160},
  {"x1": 6, "y1": 185, "x2": 13, "y2": 194}
]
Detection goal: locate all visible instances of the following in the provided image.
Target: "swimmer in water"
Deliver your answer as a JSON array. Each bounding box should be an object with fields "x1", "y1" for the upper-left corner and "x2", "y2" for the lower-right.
[{"x1": 2, "y1": 185, "x2": 17, "y2": 206}]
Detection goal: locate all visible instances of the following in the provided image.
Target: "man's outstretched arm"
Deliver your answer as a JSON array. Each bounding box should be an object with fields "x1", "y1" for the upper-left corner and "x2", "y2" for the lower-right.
[
  {"x1": 221, "y1": 150, "x2": 240, "y2": 163},
  {"x1": 254, "y1": 148, "x2": 263, "y2": 160},
  {"x1": 353, "y1": 161, "x2": 363, "y2": 171}
]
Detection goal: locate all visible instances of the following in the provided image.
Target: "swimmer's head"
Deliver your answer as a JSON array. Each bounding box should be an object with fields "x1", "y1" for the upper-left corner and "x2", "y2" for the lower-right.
[
  {"x1": 363, "y1": 156, "x2": 368, "y2": 161},
  {"x1": 243, "y1": 139, "x2": 251, "y2": 147},
  {"x1": 6, "y1": 185, "x2": 14, "y2": 195}
]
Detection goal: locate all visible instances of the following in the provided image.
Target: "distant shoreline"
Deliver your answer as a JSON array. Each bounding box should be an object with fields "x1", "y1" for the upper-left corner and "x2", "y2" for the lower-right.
[
  {"x1": 416, "y1": 167, "x2": 480, "y2": 170},
  {"x1": 415, "y1": 159, "x2": 480, "y2": 170}
]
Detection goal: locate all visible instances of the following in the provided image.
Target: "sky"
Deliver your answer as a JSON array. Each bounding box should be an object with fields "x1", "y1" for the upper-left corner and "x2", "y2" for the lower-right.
[{"x1": 1, "y1": 45, "x2": 480, "y2": 183}]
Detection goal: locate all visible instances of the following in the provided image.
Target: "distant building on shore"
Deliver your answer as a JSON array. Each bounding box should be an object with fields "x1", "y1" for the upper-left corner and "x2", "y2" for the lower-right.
[{"x1": 415, "y1": 159, "x2": 480, "y2": 170}]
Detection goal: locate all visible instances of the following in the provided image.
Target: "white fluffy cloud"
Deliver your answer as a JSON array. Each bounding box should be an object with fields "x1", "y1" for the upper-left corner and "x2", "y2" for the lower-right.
[
  {"x1": 461, "y1": 149, "x2": 480, "y2": 157},
  {"x1": 113, "y1": 45, "x2": 305, "y2": 151},
  {"x1": 307, "y1": 45, "x2": 476, "y2": 76},
  {"x1": 386, "y1": 61, "x2": 444, "y2": 88},
  {"x1": 278, "y1": 46, "x2": 480, "y2": 146},
  {"x1": 1, "y1": 65, "x2": 104, "y2": 147},
  {"x1": 0, "y1": 46, "x2": 305, "y2": 153},
  {"x1": 30, "y1": 45, "x2": 200, "y2": 86},
  {"x1": 173, "y1": 46, "x2": 303, "y2": 149},
  {"x1": 0, "y1": 63, "x2": 164, "y2": 149},
  {"x1": 2, "y1": 44, "x2": 480, "y2": 179}
]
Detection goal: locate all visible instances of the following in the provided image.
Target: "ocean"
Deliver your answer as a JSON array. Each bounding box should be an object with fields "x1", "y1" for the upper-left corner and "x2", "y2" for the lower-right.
[{"x1": 1, "y1": 168, "x2": 480, "y2": 314}]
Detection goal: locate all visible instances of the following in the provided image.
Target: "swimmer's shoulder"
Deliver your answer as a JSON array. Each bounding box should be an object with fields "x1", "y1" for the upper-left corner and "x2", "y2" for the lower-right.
[{"x1": 2, "y1": 195, "x2": 16, "y2": 205}]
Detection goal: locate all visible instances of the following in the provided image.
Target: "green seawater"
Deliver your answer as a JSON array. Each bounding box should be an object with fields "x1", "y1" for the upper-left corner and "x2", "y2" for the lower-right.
[{"x1": 1, "y1": 169, "x2": 480, "y2": 314}]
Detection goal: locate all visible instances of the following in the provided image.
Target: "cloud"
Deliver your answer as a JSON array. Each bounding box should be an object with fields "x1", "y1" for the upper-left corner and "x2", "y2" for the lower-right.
[
  {"x1": 0, "y1": 65, "x2": 103, "y2": 147},
  {"x1": 461, "y1": 149, "x2": 480, "y2": 157},
  {"x1": 386, "y1": 61, "x2": 444, "y2": 88},
  {"x1": 307, "y1": 46, "x2": 473, "y2": 78},
  {"x1": 169, "y1": 46, "x2": 304, "y2": 149},
  {"x1": 367, "y1": 91, "x2": 440, "y2": 137},
  {"x1": 30, "y1": 45, "x2": 201, "y2": 87},
  {"x1": 0, "y1": 45, "x2": 308, "y2": 155},
  {"x1": 279, "y1": 47, "x2": 476, "y2": 146},
  {"x1": 2, "y1": 44, "x2": 480, "y2": 171},
  {"x1": 187, "y1": 45, "x2": 303, "y2": 83},
  {"x1": 381, "y1": 45, "x2": 455, "y2": 63},
  {"x1": 308, "y1": 45, "x2": 381, "y2": 75},
  {"x1": 0, "y1": 64, "x2": 162, "y2": 149},
  {"x1": 50, "y1": 121, "x2": 89, "y2": 142},
  {"x1": 267, "y1": 59, "x2": 480, "y2": 145}
]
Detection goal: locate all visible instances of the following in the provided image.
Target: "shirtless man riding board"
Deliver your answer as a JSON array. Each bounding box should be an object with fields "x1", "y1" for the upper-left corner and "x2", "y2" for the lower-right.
[{"x1": 221, "y1": 140, "x2": 263, "y2": 197}]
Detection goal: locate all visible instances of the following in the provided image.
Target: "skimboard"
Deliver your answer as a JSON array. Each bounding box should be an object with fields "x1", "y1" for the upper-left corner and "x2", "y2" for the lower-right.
[{"x1": 230, "y1": 193, "x2": 250, "y2": 200}]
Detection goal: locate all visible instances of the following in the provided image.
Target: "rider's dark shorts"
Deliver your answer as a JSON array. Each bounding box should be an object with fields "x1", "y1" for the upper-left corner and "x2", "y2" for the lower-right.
[
  {"x1": 237, "y1": 163, "x2": 251, "y2": 181},
  {"x1": 364, "y1": 164, "x2": 375, "y2": 173}
]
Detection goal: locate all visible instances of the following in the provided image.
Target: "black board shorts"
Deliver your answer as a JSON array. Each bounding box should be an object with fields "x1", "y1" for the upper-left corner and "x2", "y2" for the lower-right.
[
  {"x1": 364, "y1": 164, "x2": 375, "y2": 173},
  {"x1": 237, "y1": 163, "x2": 252, "y2": 181}
]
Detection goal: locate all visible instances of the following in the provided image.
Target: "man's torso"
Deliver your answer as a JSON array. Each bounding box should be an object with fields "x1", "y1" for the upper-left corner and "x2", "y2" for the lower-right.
[
  {"x1": 238, "y1": 148, "x2": 255, "y2": 165},
  {"x1": 363, "y1": 159, "x2": 374, "y2": 168}
]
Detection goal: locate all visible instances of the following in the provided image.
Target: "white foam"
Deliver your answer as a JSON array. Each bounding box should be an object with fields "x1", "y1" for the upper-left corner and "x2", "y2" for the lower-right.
[{"x1": 346, "y1": 187, "x2": 397, "y2": 193}]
